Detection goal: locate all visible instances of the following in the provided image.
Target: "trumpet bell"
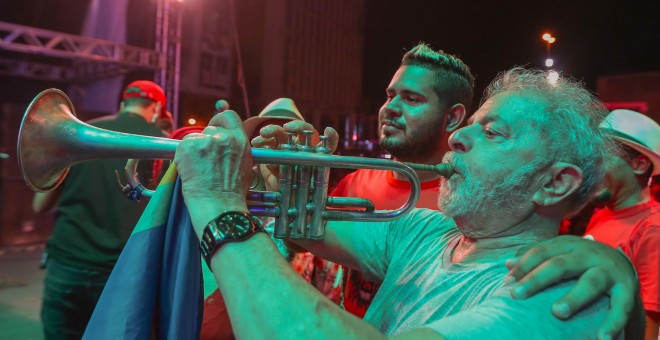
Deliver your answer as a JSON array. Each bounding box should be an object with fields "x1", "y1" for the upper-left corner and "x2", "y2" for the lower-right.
[
  {"x1": 18, "y1": 89, "x2": 79, "y2": 192},
  {"x1": 18, "y1": 88, "x2": 180, "y2": 192}
]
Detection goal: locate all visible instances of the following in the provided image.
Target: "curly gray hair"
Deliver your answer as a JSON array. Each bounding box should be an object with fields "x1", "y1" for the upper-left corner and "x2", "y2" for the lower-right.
[{"x1": 483, "y1": 67, "x2": 613, "y2": 214}]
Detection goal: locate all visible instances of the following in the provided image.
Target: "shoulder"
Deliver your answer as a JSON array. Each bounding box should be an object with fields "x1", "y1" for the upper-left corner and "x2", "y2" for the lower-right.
[
  {"x1": 630, "y1": 202, "x2": 660, "y2": 237},
  {"x1": 646, "y1": 200, "x2": 660, "y2": 224},
  {"x1": 630, "y1": 218, "x2": 660, "y2": 243},
  {"x1": 389, "y1": 209, "x2": 457, "y2": 246},
  {"x1": 425, "y1": 280, "x2": 608, "y2": 339}
]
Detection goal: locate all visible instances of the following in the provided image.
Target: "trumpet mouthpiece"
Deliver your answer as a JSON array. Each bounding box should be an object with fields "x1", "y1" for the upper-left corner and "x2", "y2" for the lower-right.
[{"x1": 403, "y1": 162, "x2": 454, "y2": 178}]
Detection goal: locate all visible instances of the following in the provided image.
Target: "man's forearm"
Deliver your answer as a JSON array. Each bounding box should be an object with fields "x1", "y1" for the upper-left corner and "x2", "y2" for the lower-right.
[
  {"x1": 208, "y1": 233, "x2": 385, "y2": 339},
  {"x1": 286, "y1": 220, "x2": 375, "y2": 270}
]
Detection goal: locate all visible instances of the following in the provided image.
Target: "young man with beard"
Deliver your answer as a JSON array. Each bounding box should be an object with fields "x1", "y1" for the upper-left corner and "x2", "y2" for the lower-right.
[
  {"x1": 174, "y1": 68, "x2": 639, "y2": 339},
  {"x1": 331, "y1": 43, "x2": 474, "y2": 317},
  {"x1": 584, "y1": 109, "x2": 660, "y2": 339},
  {"x1": 332, "y1": 43, "x2": 473, "y2": 210}
]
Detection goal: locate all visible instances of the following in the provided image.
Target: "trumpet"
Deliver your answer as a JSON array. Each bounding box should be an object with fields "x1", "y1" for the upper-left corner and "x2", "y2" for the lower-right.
[{"x1": 18, "y1": 89, "x2": 453, "y2": 240}]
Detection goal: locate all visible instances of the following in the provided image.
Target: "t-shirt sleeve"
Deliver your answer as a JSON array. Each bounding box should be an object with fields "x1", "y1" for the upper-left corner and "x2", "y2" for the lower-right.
[
  {"x1": 423, "y1": 281, "x2": 611, "y2": 340},
  {"x1": 343, "y1": 209, "x2": 454, "y2": 281},
  {"x1": 632, "y1": 225, "x2": 660, "y2": 313}
]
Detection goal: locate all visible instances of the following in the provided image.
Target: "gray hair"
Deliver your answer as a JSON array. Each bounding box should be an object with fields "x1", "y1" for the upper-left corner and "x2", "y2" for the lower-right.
[
  {"x1": 401, "y1": 43, "x2": 475, "y2": 113},
  {"x1": 483, "y1": 67, "x2": 613, "y2": 214}
]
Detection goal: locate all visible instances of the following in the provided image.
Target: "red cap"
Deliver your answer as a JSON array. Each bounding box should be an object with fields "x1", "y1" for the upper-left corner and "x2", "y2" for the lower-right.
[{"x1": 122, "y1": 80, "x2": 167, "y2": 117}]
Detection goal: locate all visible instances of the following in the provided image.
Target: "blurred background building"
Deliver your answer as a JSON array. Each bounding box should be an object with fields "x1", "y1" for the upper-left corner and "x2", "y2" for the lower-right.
[
  {"x1": 598, "y1": 72, "x2": 660, "y2": 123},
  {"x1": 0, "y1": 0, "x2": 365, "y2": 247},
  {"x1": 0, "y1": 0, "x2": 658, "y2": 247}
]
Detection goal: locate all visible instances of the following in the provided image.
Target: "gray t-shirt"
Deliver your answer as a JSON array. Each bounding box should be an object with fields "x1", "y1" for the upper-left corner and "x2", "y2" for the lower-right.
[{"x1": 339, "y1": 208, "x2": 610, "y2": 338}]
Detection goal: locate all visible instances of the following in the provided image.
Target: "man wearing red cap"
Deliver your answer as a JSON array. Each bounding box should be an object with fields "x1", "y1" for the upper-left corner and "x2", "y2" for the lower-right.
[
  {"x1": 33, "y1": 80, "x2": 167, "y2": 339},
  {"x1": 585, "y1": 109, "x2": 660, "y2": 339}
]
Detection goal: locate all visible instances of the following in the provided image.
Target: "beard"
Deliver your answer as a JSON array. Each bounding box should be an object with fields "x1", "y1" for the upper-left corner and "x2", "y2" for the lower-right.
[
  {"x1": 437, "y1": 152, "x2": 546, "y2": 228},
  {"x1": 379, "y1": 115, "x2": 444, "y2": 159}
]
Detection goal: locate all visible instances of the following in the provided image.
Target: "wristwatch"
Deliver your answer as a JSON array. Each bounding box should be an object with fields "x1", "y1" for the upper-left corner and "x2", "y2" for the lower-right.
[{"x1": 199, "y1": 211, "x2": 265, "y2": 266}]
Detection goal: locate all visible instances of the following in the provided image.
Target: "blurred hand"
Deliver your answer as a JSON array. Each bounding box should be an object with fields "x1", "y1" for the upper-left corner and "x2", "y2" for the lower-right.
[
  {"x1": 174, "y1": 111, "x2": 253, "y2": 235},
  {"x1": 505, "y1": 235, "x2": 637, "y2": 339},
  {"x1": 251, "y1": 121, "x2": 339, "y2": 192}
]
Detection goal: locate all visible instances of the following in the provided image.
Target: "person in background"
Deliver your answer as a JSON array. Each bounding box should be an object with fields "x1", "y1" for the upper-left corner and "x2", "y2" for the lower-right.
[
  {"x1": 32, "y1": 80, "x2": 167, "y2": 339},
  {"x1": 155, "y1": 110, "x2": 174, "y2": 135},
  {"x1": 330, "y1": 42, "x2": 474, "y2": 317},
  {"x1": 585, "y1": 109, "x2": 660, "y2": 339}
]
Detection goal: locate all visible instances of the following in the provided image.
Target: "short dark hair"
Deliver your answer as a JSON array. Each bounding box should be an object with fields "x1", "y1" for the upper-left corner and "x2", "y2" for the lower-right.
[
  {"x1": 124, "y1": 97, "x2": 155, "y2": 108},
  {"x1": 401, "y1": 43, "x2": 475, "y2": 112}
]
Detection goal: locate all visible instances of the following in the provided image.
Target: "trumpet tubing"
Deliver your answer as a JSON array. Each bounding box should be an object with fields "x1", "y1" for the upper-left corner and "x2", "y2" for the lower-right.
[{"x1": 18, "y1": 88, "x2": 453, "y2": 240}]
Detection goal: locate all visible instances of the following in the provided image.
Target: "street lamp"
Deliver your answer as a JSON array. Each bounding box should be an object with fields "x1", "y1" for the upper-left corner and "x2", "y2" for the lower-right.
[
  {"x1": 545, "y1": 58, "x2": 554, "y2": 67},
  {"x1": 541, "y1": 32, "x2": 556, "y2": 68}
]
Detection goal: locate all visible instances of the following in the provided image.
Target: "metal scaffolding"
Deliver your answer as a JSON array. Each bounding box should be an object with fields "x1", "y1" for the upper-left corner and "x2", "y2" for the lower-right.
[
  {"x1": 155, "y1": 0, "x2": 183, "y2": 123},
  {"x1": 0, "y1": 21, "x2": 161, "y2": 70},
  {"x1": 0, "y1": 1, "x2": 182, "y2": 121}
]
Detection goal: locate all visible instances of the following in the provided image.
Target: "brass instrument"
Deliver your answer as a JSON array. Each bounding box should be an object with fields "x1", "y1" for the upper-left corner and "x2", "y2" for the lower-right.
[{"x1": 18, "y1": 88, "x2": 453, "y2": 240}]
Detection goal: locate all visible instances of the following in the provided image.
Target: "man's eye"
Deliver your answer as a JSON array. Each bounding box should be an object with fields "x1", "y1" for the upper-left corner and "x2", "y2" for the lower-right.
[
  {"x1": 484, "y1": 128, "x2": 499, "y2": 138},
  {"x1": 404, "y1": 96, "x2": 420, "y2": 104}
]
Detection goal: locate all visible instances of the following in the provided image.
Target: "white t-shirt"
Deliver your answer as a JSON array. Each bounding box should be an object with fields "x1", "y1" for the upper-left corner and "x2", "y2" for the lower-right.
[{"x1": 335, "y1": 208, "x2": 611, "y2": 339}]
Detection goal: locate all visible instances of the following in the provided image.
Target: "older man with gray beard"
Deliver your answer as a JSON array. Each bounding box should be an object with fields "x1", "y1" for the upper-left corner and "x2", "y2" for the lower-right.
[{"x1": 174, "y1": 68, "x2": 637, "y2": 339}]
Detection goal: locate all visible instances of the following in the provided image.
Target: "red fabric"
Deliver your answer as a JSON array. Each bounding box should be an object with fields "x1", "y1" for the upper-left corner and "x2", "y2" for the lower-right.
[
  {"x1": 200, "y1": 291, "x2": 233, "y2": 340},
  {"x1": 331, "y1": 168, "x2": 441, "y2": 210},
  {"x1": 287, "y1": 252, "x2": 342, "y2": 304},
  {"x1": 585, "y1": 200, "x2": 660, "y2": 313},
  {"x1": 342, "y1": 269, "x2": 382, "y2": 318},
  {"x1": 168, "y1": 126, "x2": 206, "y2": 140},
  {"x1": 330, "y1": 169, "x2": 442, "y2": 317}
]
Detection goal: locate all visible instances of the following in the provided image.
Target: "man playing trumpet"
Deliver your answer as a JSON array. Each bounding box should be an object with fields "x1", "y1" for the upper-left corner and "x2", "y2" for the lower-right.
[{"x1": 175, "y1": 68, "x2": 639, "y2": 339}]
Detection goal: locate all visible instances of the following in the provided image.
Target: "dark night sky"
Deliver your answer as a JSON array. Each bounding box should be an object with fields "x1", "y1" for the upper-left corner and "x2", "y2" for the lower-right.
[
  {"x1": 362, "y1": 0, "x2": 660, "y2": 111},
  {"x1": 0, "y1": 0, "x2": 658, "y2": 111}
]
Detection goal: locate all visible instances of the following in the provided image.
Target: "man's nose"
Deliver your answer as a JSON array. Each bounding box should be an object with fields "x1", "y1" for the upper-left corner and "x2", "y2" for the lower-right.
[
  {"x1": 448, "y1": 127, "x2": 470, "y2": 153},
  {"x1": 382, "y1": 97, "x2": 402, "y2": 118}
]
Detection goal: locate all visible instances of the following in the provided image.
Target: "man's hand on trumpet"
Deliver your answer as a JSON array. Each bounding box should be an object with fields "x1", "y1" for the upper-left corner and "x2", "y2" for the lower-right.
[
  {"x1": 251, "y1": 120, "x2": 339, "y2": 192},
  {"x1": 174, "y1": 110, "x2": 253, "y2": 238}
]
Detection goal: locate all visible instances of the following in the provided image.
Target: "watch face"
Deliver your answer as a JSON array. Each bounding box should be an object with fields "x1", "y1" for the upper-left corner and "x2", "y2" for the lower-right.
[
  {"x1": 201, "y1": 211, "x2": 264, "y2": 265},
  {"x1": 217, "y1": 212, "x2": 253, "y2": 239}
]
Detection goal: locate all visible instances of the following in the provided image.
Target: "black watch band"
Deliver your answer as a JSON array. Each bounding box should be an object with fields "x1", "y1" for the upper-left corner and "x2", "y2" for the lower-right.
[{"x1": 199, "y1": 211, "x2": 264, "y2": 267}]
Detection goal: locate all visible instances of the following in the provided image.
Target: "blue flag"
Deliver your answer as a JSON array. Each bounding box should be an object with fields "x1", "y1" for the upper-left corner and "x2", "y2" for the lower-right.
[{"x1": 83, "y1": 167, "x2": 203, "y2": 339}]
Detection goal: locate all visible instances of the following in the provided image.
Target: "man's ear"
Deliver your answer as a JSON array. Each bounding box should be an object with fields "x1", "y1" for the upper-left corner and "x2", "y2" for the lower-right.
[
  {"x1": 629, "y1": 154, "x2": 651, "y2": 175},
  {"x1": 532, "y1": 162, "x2": 583, "y2": 207},
  {"x1": 152, "y1": 102, "x2": 163, "y2": 123},
  {"x1": 444, "y1": 103, "x2": 466, "y2": 133}
]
